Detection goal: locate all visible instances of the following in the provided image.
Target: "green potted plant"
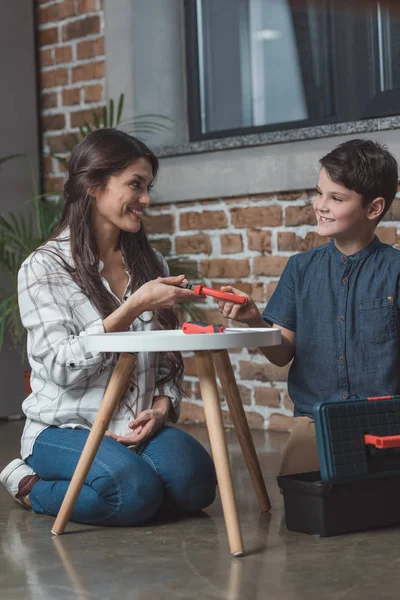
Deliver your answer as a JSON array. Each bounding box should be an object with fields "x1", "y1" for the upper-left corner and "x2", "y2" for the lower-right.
[{"x1": 0, "y1": 95, "x2": 201, "y2": 393}]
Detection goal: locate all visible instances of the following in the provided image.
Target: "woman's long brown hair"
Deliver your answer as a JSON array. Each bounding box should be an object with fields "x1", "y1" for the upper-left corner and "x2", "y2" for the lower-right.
[{"x1": 43, "y1": 128, "x2": 183, "y2": 394}]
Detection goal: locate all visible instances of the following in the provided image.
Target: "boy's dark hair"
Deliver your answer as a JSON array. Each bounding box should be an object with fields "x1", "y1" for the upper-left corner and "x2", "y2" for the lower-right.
[{"x1": 319, "y1": 139, "x2": 398, "y2": 220}]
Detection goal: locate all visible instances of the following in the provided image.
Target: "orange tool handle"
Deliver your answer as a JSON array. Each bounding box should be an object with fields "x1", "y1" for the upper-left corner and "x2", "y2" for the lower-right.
[
  {"x1": 364, "y1": 434, "x2": 400, "y2": 449},
  {"x1": 178, "y1": 282, "x2": 248, "y2": 304},
  {"x1": 194, "y1": 285, "x2": 248, "y2": 304},
  {"x1": 182, "y1": 321, "x2": 225, "y2": 334}
]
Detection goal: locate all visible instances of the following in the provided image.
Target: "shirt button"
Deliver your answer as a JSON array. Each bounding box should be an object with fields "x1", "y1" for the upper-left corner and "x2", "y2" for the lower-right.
[
  {"x1": 342, "y1": 392, "x2": 348, "y2": 399},
  {"x1": 69, "y1": 362, "x2": 75, "y2": 368},
  {"x1": 342, "y1": 277, "x2": 348, "y2": 284},
  {"x1": 341, "y1": 256, "x2": 347, "y2": 261},
  {"x1": 129, "y1": 386, "x2": 135, "y2": 392},
  {"x1": 339, "y1": 315, "x2": 345, "y2": 322},
  {"x1": 339, "y1": 356, "x2": 345, "y2": 363}
]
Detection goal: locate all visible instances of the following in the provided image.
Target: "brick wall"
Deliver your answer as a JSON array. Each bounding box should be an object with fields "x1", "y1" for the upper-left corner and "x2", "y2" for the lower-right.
[
  {"x1": 38, "y1": 0, "x2": 105, "y2": 191},
  {"x1": 36, "y1": 1, "x2": 400, "y2": 432},
  {"x1": 146, "y1": 193, "x2": 400, "y2": 432}
]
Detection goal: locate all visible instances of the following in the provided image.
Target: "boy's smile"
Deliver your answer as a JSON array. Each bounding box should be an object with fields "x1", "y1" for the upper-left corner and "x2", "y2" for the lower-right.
[{"x1": 313, "y1": 167, "x2": 385, "y2": 254}]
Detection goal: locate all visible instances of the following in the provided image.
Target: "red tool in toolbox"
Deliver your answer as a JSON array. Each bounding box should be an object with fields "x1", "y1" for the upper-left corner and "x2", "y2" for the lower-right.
[{"x1": 178, "y1": 282, "x2": 248, "y2": 304}]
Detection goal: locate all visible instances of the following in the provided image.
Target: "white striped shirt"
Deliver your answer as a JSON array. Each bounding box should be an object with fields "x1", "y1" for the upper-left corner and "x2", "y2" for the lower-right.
[{"x1": 18, "y1": 236, "x2": 181, "y2": 459}]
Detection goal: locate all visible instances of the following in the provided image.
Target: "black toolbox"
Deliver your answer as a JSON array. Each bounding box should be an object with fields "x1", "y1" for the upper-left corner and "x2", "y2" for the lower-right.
[{"x1": 278, "y1": 470, "x2": 400, "y2": 536}]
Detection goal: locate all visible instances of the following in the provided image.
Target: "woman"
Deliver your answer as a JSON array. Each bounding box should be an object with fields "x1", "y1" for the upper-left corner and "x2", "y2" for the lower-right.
[{"x1": 0, "y1": 129, "x2": 216, "y2": 526}]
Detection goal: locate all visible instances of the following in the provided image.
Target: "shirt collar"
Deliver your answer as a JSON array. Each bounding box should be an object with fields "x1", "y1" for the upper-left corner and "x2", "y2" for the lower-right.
[{"x1": 328, "y1": 235, "x2": 383, "y2": 264}]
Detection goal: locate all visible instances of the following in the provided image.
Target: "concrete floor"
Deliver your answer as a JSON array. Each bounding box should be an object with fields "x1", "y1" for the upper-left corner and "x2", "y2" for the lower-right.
[{"x1": 1, "y1": 421, "x2": 400, "y2": 600}]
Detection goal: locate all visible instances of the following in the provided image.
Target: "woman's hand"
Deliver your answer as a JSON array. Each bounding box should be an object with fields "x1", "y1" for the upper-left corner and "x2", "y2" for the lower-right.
[
  {"x1": 130, "y1": 274, "x2": 197, "y2": 312},
  {"x1": 216, "y1": 286, "x2": 262, "y2": 325},
  {"x1": 105, "y1": 396, "x2": 171, "y2": 446}
]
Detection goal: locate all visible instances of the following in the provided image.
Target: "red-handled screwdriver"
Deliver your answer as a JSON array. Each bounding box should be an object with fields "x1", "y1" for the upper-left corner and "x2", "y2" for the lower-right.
[
  {"x1": 178, "y1": 282, "x2": 248, "y2": 304},
  {"x1": 182, "y1": 321, "x2": 225, "y2": 334}
]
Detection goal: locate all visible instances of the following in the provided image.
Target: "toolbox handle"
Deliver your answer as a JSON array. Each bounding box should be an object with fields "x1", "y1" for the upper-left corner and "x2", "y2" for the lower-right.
[
  {"x1": 367, "y1": 396, "x2": 393, "y2": 401},
  {"x1": 364, "y1": 434, "x2": 400, "y2": 449}
]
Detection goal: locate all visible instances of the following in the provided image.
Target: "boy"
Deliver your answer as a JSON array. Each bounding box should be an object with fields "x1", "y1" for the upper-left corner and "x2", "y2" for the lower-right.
[{"x1": 216, "y1": 139, "x2": 400, "y2": 476}]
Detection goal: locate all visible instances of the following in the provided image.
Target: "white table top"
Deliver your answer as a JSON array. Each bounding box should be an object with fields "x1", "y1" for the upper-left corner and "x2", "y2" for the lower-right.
[{"x1": 85, "y1": 328, "x2": 281, "y2": 353}]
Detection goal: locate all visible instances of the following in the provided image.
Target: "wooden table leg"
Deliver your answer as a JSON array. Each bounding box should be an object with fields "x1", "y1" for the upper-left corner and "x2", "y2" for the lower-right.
[
  {"x1": 194, "y1": 350, "x2": 244, "y2": 557},
  {"x1": 212, "y1": 350, "x2": 271, "y2": 512},
  {"x1": 51, "y1": 352, "x2": 137, "y2": 535}
]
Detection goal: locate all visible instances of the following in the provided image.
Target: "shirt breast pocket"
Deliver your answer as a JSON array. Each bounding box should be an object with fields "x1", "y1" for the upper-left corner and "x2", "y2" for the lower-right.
[{"x1": 359, "y1": 297, "x2": 398, "y2": 344}]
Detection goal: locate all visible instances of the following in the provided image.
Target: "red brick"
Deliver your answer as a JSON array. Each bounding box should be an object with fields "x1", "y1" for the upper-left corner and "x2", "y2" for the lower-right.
[
  {"x1": 255, "y1": 387, "x2": 280, "y2": 408},
  {"x1": 78, "y1": 0, "x2": 98, "y2": 11},
  {"x1": 237, "y1": 385, "x2": 252, "y2": 406},
  {"x1": 183, "y1": 356, "x2": 197, "y2": 377},
  {"x1": 253, "y1": 256, "x2": 289, "y2": 276},
  {"x1": 62, "y1": 88, "x2": 81, "y2": 106},
  {"x1": 71, "y1": 61, "x2": 105, "y2": 83},
  {"x1": 84, "y1": 84, "x2": 103, "y2": 102},
  {"x1": 39, "y1": 4, "x2": 57, "y2": 23},
  {"x1": 77, "y1": 37, "x2": 104, "y2": 59},
  {"x1": 276, "y1": 191, "x2": 305, "y2": 201},
  {"x1": 39, "y1": 49, "x2": 53, "y2": 67},
  {"x1": 41, "y1": 92, "x2": 58, "y2": 109},
  {"x1": 54, "y1": 45, "x2": 73, "y2": 64},
  {"x1": 384, "y1": 198, "x2": 400, "y2": 221},
  {"x1": 180, "y1": 210, "x2": 228, "y2": 230},
  {"x1": 200, "y1": 259, "x2": 249, "y2": 279},
  {"x1": 268, "y1": 413, "x2": 294, "y2": 432},
  {"x1": 41, "y1": 68, "x2": 68, "y2": 89},
  {"x1": 46, "y1": 133, "x2": 79, "y2": 153},
  {"x1": 70, "y1": 107, "x2": 102, "y2": 127},
  {"x1": 175, "y1": 234, "x2": 211, "y2": 255},
  {"x1": 62, "y1": 16, "x2": 100, "y2": 41},
  {"x1": 39, "y1": 27, "x2": 58, "y2": 47},
  {"x1": 58, "y1": 0, "x2": 76, "y2": 19},
  {"x1": 240, "y1": 361, "x2": 290, "y2": 382},
  {"x1": 283, "y1": 390, "x2": 294, "y2": 412},
  {"x1": 231, "y1": 206, "x2": 282, "y2": 228},
  {"x1": 285, "y1": 204, "x2": 317, "y2": 226},
  {"x1": 278, "y1": 231, "x2": 329, "y2": 251},
  {"x1": 248, "y1": 230, "x2": 272, "y2": 252},
  {"x1": 43, "y1": 176, "x2": 65, "y2": 194},
  {"x1": 376, "y1": 226, "x2": 397, "y2": 245},
  {"x1": 145, "y1": 214, "x2": 175, "y2": 234},
  {"x1": 220, "y1": 234, "x2": 243, "y2": 254},
  {"x1": 251, "y1": 282, "x2": 265, "y2": 303},
  {"x1": 42, "y1": 113, "x2": 66, "y2": 131},
  {"x1": 248, "y1": 193, "x2": 276, "y2": 203},
  {"x1": 150, "y1": 238, "x2": 171, "y2": 255},
  {"x1": 42, "y1": 155, "x2": 54, "y2": 175},
  {"x1": 178, "y1": 402, "x2": 206, "y2": 425}
]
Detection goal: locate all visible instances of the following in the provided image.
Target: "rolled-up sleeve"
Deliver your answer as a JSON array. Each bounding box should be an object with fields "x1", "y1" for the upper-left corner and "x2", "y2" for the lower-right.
[{"x1": 18, "y1": 254, "x2": 112, "y2": 387}]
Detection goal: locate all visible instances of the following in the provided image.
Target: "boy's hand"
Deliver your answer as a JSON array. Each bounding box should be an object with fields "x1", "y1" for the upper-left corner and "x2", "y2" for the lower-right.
[{"x1": 216, "y1": 286, "x2": 261, "y2": 324}]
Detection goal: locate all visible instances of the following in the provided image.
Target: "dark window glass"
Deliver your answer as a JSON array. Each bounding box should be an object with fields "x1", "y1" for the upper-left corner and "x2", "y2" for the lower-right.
[{"x1": 185, "y1": 0, "x2": 400, "y2": 140}]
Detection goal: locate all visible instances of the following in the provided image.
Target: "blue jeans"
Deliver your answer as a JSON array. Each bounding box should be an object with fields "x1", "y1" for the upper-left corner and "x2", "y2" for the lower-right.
[{"x1": 26, "y1": 426, "x2": 217, "y2": 526}]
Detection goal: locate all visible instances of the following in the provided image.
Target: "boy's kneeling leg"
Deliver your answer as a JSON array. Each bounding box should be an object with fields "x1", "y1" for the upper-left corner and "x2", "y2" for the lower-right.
[{"x1": 279, "y1": 416, "x2": 320, "y2": 477}]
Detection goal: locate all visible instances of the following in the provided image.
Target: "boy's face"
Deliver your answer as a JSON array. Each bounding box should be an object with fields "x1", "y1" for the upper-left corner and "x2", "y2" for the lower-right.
[{"x1": 314, "y1": 168, "x2": 383, "y2": 241}]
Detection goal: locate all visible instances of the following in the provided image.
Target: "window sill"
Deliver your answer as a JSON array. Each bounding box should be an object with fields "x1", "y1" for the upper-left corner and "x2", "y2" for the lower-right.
[{"x1": 154, "y1": 115, "x2": 400, "y2": 158}]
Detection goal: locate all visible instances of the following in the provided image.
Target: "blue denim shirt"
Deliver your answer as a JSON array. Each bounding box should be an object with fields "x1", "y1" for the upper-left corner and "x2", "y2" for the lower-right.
[{"x1": 262, "y1": 236, "x2": 400, "y2": 417}]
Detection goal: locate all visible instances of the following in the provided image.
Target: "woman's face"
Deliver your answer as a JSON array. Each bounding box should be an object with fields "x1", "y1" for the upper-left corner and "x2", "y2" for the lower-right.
[{"x1": 91, "y1": 158, "x2": 154, "y2": 234}]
